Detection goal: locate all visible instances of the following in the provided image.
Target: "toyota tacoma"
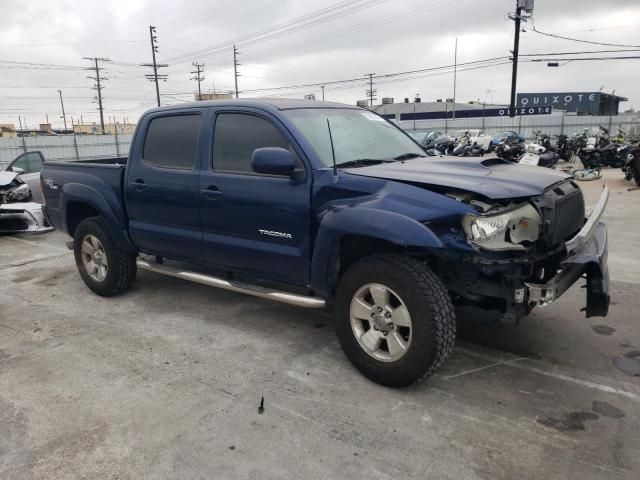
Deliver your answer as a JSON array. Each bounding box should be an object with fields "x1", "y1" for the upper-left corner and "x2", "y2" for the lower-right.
[{"x1": 40, "y1": 99, "x2": 609, "y2": 386}]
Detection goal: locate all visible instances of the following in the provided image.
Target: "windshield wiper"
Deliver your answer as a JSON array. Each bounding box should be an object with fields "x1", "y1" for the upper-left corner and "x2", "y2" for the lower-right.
[
  {"x1": 393, "y1": 152, "x2": 426, "y2": 160},
  {"x1": 335, "y1": 158, "x2": 395, "y2": 168}
]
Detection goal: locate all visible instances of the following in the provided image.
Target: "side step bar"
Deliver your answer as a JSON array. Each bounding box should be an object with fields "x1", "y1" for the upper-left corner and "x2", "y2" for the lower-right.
[{"x1": 136, "y1": 258, "x2": 326, "y2": 309}]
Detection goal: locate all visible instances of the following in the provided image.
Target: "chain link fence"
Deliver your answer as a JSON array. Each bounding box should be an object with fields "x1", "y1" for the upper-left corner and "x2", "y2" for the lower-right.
[
  {"x1": 399, "y1": 112, "x2": 640, "y2": 139},
  {"x1": 0, "y1": 134, "x2": 133, "y2": 169}
]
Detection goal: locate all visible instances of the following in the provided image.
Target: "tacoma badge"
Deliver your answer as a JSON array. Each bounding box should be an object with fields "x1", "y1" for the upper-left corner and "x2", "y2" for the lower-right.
[{"x1": 258, "y1": 229, "x2": 293, "y2": 239}]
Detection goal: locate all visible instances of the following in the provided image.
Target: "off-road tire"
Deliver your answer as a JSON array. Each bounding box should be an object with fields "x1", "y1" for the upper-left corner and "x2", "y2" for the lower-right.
[
  {"x1": 335, "y1": 254, "x2": 456, "y2": 387},
  {"x1": 74, "y1": 216, "x2": 137, "y2": 297}
]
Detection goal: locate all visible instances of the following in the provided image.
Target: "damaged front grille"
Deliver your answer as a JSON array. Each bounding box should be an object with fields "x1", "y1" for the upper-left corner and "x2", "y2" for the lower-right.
[{"x1": 537, "y1": 181, "x2": 585, "y2": 246}]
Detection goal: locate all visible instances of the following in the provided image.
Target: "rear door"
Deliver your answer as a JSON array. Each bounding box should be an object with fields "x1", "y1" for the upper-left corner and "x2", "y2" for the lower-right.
[
  {"x1": 125, "y1": 111, "x2": 204, "y2": 261},
  {"x1": 199, "y1": 109, "x2": 312, "y2": 285}
]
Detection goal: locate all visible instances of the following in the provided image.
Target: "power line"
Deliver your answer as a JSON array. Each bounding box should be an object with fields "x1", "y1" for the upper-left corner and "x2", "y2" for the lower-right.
[
  {"x1": 241, "y1": 56, "x2": 508, "y2": 93},
  {"x1": 0, "y1": 59, "x2": 84, "y2": 70},
  {"x1": 242, "y1": 0, "x2": 452, "y2": 62},
  {"x1": 530, "y1": 25, "x2": 640, "y2": 48},
  {"x1": 164, "y1": 0, "x2": 389, "y2": 64},
  {"x1": 0, "y1": 39, "x2": 144, "y2": 48},
  {"x1": 520, "y1": 49, "x2": 640, "y2": 56},
  {"x1": 526, "y1": 56, "x2": 640, "y2": 62}
]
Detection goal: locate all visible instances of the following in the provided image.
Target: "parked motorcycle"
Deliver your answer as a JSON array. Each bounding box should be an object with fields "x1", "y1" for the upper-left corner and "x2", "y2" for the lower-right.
[
  {"x1": 451, "y1": 131, "x2": 484, "y2": 156},
  {"x1": 622, "y1": 145, "x2": 640, "y2": 186},
  {"x1": 578, "y1": 125, "x2": 626, "y2": 169},
  {"x1": 495, "y1": 138, "x2": 525, "y2": 161},
  {"x1": 555, "y1": 134, "x2": 573, "y2": 161}
]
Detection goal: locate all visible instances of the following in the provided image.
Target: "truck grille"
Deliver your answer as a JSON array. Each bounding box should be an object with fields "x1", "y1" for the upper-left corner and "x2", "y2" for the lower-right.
[{"x1": 538, "y1": 181, "x2": 585, "y2": 246}]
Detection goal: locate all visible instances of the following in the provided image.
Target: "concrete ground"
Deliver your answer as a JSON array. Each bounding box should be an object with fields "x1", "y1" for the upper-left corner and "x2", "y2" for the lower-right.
[{"x1": 1, "y1": 168, "x2": 639, "y2": 480}]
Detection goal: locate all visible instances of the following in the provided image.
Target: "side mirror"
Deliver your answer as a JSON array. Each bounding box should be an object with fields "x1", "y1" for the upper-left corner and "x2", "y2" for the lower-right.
[
  {"x1": 11, "y1": 166, "x2": 25, "y2": 174},
  {"x1": 251, "y1": 147, "x2": 296, "y2": 176}
]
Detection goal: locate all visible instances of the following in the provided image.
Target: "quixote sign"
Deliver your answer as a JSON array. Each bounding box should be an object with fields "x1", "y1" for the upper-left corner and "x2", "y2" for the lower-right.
[
  {"x1": 517, "y1": 92, "x2": 600, "y2": 113},
  {"x1": 496, "y1": 106, "x2": 552, "y2": 116},
  {"x1": 397, "y1": 105, "x2": 552, "y2": 121}
]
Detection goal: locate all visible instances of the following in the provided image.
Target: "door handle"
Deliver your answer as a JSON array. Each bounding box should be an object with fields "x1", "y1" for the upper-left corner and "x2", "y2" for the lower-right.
[
  {"x1": 201, "y1": 186, "x2": 222, "y2": 199},
  {"x1": 130, "y1": 179, "x2": 147, "y2": 191}
]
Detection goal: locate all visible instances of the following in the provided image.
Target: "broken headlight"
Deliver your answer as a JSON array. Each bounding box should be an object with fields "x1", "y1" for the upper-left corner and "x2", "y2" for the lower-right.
[
  {"x1": 462, "y1": 203, "x2": 542, "y2": 251},
  {"x1": 7, "y1": 182, "x2": 30, "y2": 202}
]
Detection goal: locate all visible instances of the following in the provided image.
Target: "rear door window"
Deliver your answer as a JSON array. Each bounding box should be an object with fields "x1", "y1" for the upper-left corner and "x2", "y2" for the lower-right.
[{"x1": 143, "y1": 114, "x2": 201, "y2": 169}]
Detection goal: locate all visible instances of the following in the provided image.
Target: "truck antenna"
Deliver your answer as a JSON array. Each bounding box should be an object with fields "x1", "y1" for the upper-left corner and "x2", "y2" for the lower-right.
[{"x1": 327, "y1": 118, "x2": 337, "y2": 176}]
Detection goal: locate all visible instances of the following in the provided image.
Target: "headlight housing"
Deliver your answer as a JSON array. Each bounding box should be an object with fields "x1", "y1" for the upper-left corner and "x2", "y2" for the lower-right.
[{"x1": 462, "y1": 203, "x2": 542, "y2": 251}]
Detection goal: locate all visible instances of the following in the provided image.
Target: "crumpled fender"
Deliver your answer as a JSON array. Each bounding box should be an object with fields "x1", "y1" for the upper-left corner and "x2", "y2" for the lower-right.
[
  {"x1": 61, "y1": 182, "x2": 136, "y2": 252},
  {"x1": 310, "y1": 207, "x2": 443, "y2": 296},
  {"x1": 309, "y1": 175, "x2": 477, "y2": 297}
]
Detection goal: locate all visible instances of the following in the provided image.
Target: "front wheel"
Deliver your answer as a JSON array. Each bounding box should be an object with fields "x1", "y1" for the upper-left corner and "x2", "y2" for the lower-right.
[
  {"x1": 335, "y1": 255, "x2": 456, "y2": 387},
  {"x1": 73, "y1": 216, "x2": 137, "y2": 297}
]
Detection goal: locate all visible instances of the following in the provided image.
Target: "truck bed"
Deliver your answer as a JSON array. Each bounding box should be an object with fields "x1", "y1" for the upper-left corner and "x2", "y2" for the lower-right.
[{"x1": 41, "y1": 157, "x2": 129, "y2": 236}]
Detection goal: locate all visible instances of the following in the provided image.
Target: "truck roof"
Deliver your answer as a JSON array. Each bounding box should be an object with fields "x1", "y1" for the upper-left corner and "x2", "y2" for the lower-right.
[{"x1": 149, "y1": 98, "x2": 357, "y2": 114}]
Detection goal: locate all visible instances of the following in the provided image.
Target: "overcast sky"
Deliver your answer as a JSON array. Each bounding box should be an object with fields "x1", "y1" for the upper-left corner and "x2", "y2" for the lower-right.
[{"x1": 1, "y1": 0, "x2": 639, "y2": 128}]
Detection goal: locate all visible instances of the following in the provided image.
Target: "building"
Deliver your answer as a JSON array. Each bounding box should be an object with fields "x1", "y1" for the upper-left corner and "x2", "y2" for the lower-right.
[
  {"x1": 516, "y1": 91, "x2": 627, "y2": 116},
  {"x1": 73, "y1": 123, "x2": 136, "y2": 135},
  {"x1": 0, "y1": 123, "x2": 17, "y2": 138},
  {"x1": 373, "y1": 98, "x2": 510, "y2": 123},
  {"x1": 196, "y1": 92, "x2": 234, "y2": 101}
]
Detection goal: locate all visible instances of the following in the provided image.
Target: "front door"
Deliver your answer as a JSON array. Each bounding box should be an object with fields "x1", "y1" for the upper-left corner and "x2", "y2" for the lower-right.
[
  {"x1": 199, "y1": 110, "x2": 311, "y2": 286},
  {"x1": 125, "y1": 112, "x2": 204, "y2": 261},
  {"x1": 8, "y1": 151, "x2": 44, "y2": 203}
]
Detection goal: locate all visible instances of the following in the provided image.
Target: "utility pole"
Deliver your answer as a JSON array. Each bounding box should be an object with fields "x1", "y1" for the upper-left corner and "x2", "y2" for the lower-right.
[
  {"x1": 191, "y1": 62, "x2": 205, "y2": 100},
  {"x1": 453, "y1": 37, "x2": 458, "y2": 120},
  {"x1": 17, "y1": 116, "x2": 27, "y2": 152},
  {"x1": 57, "y1": 89, "x2": 67, "y2": 130},
  {"x1": 365, "y1": 73, "x2": 376, "y2": 107},
  {"x1": 608, "y1": 89, "x2": 616, "y2": 132},
  {"x1": 84, "y1": 57, "x2": 110, "y2": 134},
  {"x1": 233, "y1": 45, "x2": 241, "y2": 98},
  {"x1": 321, "y1": 85, "x2": 325, "y2": 101},
  {"x1": 509, "y1": 1, "x2": 524, "y2": 117},
  {"x1": 142, "y1": 26, "x2": 168, "y2": 107}
]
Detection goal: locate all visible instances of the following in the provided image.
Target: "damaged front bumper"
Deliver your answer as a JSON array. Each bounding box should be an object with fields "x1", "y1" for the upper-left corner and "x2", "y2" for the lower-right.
[
  {"x1": 523, "y1": 186, "x2": 610, "y2": 317},
  {"x1": 0, "y1": 202, "x2": 54, "y2": 234}
]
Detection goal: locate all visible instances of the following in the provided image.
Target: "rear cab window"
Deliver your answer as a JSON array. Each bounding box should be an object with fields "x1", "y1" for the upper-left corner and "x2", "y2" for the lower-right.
[{"x1": 143, "y1": 114, "x2": 201, "y2": 169}]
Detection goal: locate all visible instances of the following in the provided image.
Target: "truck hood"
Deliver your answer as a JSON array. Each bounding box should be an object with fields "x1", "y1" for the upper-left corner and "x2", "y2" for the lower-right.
[{"x1": 342, "y1": 156, "x2": 570, "y2": 200}]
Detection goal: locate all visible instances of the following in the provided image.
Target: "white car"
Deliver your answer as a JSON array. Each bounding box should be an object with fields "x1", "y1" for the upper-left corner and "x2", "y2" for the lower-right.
[
  {"x1": 0, "y1": 170, "x2": 53, "y2": 234},
  {"x1": 455, "y1": 129, "x2": 492, "y2": 151},
  {"x1": 5, "y1": 151, "x2": 45, "y2": 203}
]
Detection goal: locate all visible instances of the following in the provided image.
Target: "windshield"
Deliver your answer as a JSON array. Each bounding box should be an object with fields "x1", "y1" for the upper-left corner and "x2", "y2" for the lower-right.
[{"x1": 283, "y1": 108, "x2": 425, "y2": 167}]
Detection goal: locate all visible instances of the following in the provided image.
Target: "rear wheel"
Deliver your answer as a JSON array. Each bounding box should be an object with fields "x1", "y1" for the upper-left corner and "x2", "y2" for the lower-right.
[
  {"x1": 335, "y1": 254, "x2": 456, "y2": 387},
  {"x1": 73, "y1": 217, "x2": 137, "y2": 297}
]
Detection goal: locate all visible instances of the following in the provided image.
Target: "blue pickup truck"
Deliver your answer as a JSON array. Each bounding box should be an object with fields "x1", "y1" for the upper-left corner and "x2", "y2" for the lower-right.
[{"x1": 41, "y1": 99, "x2": 610, "y2": 386}]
